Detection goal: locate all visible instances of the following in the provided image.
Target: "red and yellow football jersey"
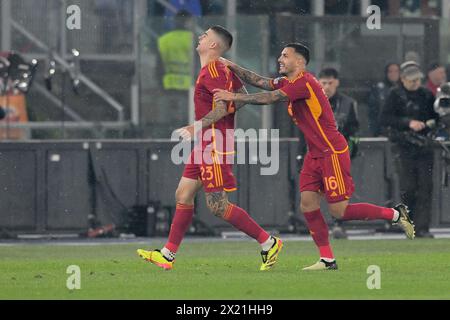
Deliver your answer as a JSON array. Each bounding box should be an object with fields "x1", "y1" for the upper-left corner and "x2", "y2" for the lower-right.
[
  {"x1": 271, "y1": 72, "x2": 348, "y2": 157},
  {"x1": 194, "y1": 60, "x2": 243, "y2": 153}
]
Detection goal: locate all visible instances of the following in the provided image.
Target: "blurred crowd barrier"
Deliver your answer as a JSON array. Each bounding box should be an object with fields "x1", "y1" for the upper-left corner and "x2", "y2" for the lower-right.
[{"x1": 0, "y1": 139, "x2": 448, "y2": 235}]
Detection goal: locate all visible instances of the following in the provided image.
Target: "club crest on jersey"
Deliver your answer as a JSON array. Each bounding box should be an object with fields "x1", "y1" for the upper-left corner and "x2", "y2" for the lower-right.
[{"x1": 273, "y1": 77, "x2": 283, "y2": 85}]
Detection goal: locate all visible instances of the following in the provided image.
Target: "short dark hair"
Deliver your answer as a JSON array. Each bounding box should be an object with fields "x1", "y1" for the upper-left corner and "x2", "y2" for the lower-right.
[
  {"x1": 210, "y1": 25, "x2": 233, "y2": 50},
  {"x1": 285, "y1": 43, "x2": 310, "y2": 65},
  {"x1": 319, "y1": 68, "x2": 339, "y2": 79},
  {"x1": 427, "y1": 61, "x2": 443, "y2": 74}
]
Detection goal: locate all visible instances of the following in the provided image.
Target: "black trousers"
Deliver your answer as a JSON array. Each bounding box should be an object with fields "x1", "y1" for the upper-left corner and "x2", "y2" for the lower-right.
[{"x1": 395, "y1": 146, "x2": 434, "y2": 233}]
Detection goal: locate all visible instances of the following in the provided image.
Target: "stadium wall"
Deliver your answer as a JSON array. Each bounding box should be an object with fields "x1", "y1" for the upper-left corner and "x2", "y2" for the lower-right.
[{"x1": 0, "y1": 140, "x2": 448, "y2": 236}]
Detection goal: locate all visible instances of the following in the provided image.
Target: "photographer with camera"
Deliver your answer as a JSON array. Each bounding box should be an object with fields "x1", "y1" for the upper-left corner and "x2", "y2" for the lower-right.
[
  {"x1": 381, "y1": 61, "x2": 439, "y2": 238},
  {"x1": 434, "y1": 82, "x2": 450, "y2": 131}
]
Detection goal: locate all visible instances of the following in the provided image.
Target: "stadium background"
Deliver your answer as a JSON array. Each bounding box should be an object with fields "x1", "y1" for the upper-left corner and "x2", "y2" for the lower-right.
[{"x1": 0, "y1": 0, "x2": 450, "y2": 237}]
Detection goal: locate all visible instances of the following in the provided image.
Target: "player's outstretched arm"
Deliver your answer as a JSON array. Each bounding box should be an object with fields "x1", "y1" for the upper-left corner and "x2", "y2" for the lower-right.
[
  {"x1": 213, "y1": 88, "x2": 288, "y2": 106},
  {"x1": 234, "y1": 85, "x2": 249, "y2": 111},
  {"x1": 220, "y1": 57, "x2": 275, "y2": 91},
  {"x1": 175, "y1": 101, "x2": 229, "y2": 140}
]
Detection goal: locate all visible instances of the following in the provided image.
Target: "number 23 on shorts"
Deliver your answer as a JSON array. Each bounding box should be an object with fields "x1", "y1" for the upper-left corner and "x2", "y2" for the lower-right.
[{"x1": 200, "y1": 166, "x2": 214, "y2": 181}]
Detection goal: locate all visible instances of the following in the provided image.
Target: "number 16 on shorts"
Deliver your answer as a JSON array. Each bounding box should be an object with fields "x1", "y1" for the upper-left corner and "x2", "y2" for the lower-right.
[{"x1": 324, "y1": 176, "x2": 338, "y2": 192}]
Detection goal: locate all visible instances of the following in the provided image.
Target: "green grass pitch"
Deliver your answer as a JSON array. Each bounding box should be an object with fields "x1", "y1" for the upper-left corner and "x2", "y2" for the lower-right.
[{"x1": 1, "y1": 239, "x2": 449, "y2": 300}]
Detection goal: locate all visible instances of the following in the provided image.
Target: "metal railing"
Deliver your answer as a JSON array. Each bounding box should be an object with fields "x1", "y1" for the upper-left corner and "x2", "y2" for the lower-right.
[
  {"x1": 1, "y1": 0, "x2": 132, "y2": 139},
  {"x1": 10, "y1": 19, "x2": 125, "y2": 123}
]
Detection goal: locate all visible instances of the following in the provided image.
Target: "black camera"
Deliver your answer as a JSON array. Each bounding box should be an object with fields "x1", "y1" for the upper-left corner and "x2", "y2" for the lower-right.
[
  {"x1": 0, "y1": 52, "x2": 38, "y2": 95},
  {"x1": 434, "y1": 83, "x2": 450, "y2": 130},
  {"x1": 435, "y1": 83, "x2": 450, "y2": 110},
  {"x1": 438, "y1": 97, "x2": 450, "y2": 109}
]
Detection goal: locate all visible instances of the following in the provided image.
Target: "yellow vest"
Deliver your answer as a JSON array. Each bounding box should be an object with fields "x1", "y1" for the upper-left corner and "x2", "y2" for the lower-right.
[{"x1": 158, "y1": 30, "x2": 193, "y2": 90}]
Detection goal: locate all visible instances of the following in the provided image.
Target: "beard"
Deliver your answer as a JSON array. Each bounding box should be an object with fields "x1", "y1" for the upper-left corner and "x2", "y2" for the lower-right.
[{"x1": 279, "y1": 65, "x2": 291, "y2": 76}]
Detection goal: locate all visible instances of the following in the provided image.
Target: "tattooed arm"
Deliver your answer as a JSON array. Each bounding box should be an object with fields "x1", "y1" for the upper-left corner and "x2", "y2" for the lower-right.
[
  {"x1": 220, "y1": 58, "x2": 275, "y2": 91},
  {"x1": 199, "y1": 100, "x2": 229, "y2": 128},
  {"x1": 213, "y1": 88, "x2": 289, "y2": 106},
  {"x1": 175, "y1": 101, "x2": 229, "y2": 140},
  {"x1": 234, "y1": 85, "x2": 249, "y2": 111},
  {"x1": 176, "y1": 73, "x2": 249, "y2": 140},
  {"x1": 182, "y1": 85, "x2": 248, "y2": 137}
]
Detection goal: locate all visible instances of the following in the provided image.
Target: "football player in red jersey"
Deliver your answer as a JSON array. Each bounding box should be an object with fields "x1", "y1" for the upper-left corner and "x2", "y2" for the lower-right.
[
  {"x1": 214, "y1": 43, "x2": 415, "y2": 270},
  {"x1": 137, "y1": 26, "x2": 283, "y2": 271}
]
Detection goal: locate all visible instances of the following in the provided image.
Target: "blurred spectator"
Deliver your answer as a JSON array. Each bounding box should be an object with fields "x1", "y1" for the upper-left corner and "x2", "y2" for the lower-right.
[
  {"x1": 401, "y1": 0, "x2": 439, "y2": 17},
  {"x1": 165, "y1": 0, "x2": 202, "y2": 18},
  {"x1": 389, "y1": 0, "x2": 440, "y2": 17},
  {"x1": 153, "y1": 0, "x2": 223, "y2": 16},
  {"x1": 399, "y1": 0, "x2": 421, "y2": 16},
  {"x1": 237, "y1": 0, "x2": 311, "y2": 15},
  {"x1": 318, "y1": 67, "x2": 360, "y2": 239},
  {"x1": 426, "y1": 62, "x2": 447, "y2": 97},
  {"x1": 319, "y1": 68, "x2": 359, "y2": 147},
  {"x1": 371, "y1": 0, "x2": 389, "y2": 15},
  {"x1": 368, "y1": 63, "x2": 400, "y2": 136},
  {"x1": 381, "y1": 61, "x2": 439, "y2": 238},
  {"x1": 158, "y1": 10, "x2": 194, "y2": 90},
  {"x1": 324, "y1": 0, "x2": 359, "y2": 15},
  {"x1": 156, "y1": 11, "x2": 194, "y2": 134}
]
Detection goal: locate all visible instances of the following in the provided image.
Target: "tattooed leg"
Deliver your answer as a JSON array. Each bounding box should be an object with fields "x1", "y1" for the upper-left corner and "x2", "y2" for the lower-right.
[
  {"x1": 205, "y1": 191, "x2": 229, "y2": 218},
  {"x1": 205, "y1": 191, "x2": 270, "y2": 244}
]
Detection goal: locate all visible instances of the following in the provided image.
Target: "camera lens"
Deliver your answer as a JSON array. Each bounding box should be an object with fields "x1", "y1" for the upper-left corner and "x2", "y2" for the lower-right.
[{"x1": 439, "y1": 98, "x2": 450, "y2": 108}]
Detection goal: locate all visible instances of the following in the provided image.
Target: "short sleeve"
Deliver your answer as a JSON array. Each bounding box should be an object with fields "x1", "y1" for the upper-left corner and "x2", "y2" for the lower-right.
[
  {"x1": 279, "y1": 79, "x2": 311, "y2": 102},
  {"x1": 203, "y1": 62, "x2": 231, "y2": 92},
  {"x1": 202, "y1": 62, "x2": 239, "y2": 114},
  {"x1": 232, "y1": 73, "x2": 243, "y2": 92}
]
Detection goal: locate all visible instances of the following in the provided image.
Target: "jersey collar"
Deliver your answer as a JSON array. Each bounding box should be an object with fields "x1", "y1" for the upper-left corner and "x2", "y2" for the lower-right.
[{"x1": 288, "y1": 72, "x2": 305, "y2": 83}]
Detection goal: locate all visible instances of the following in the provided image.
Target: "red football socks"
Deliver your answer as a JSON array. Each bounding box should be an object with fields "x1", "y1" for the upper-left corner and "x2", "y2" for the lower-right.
[
  {"x1": 341, "y1": 203, "x2": 394, "y2": 221},
  {"x1": 223, "y1": 204, "x2": 270, "y2": 244},
  {"x1": 165, "y1": 203, "x2": 194, "y2": 253},
  {"x1": 303, "y1": 209, "x2": 334, "y2": 260}
]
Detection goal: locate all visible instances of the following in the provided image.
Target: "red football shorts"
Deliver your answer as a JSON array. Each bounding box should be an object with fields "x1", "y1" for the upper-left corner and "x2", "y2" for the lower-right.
[
  {"x1": 299, "y1": 150, "x2": 355, "y2": 203},
  {"x1": 182, "y1": 146, "x2": 237, "y2": 193}
]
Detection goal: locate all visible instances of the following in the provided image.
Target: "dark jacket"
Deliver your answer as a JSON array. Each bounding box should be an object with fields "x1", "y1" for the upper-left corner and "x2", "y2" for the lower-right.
[
  {"x1": 368, "y1": 81, "x2": 393, "y2": 136},
  {"x1": 368, "y1": 63, "x2": 400, "y2": 137},
  {"x1": 381, "y1": 84, "x2": 438, "y2": 150},
  {"x1": 329, "y1": 92, "x2": 359, "y2": 141}
]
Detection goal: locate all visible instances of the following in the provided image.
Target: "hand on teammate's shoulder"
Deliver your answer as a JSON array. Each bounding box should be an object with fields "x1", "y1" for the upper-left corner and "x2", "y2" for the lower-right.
[
  {"x1": 213, "y1": 88, "x2": 233, "y2": 102},
  {"x1": 219, "y1": 57, "x2": 234, "y2": 68}
]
